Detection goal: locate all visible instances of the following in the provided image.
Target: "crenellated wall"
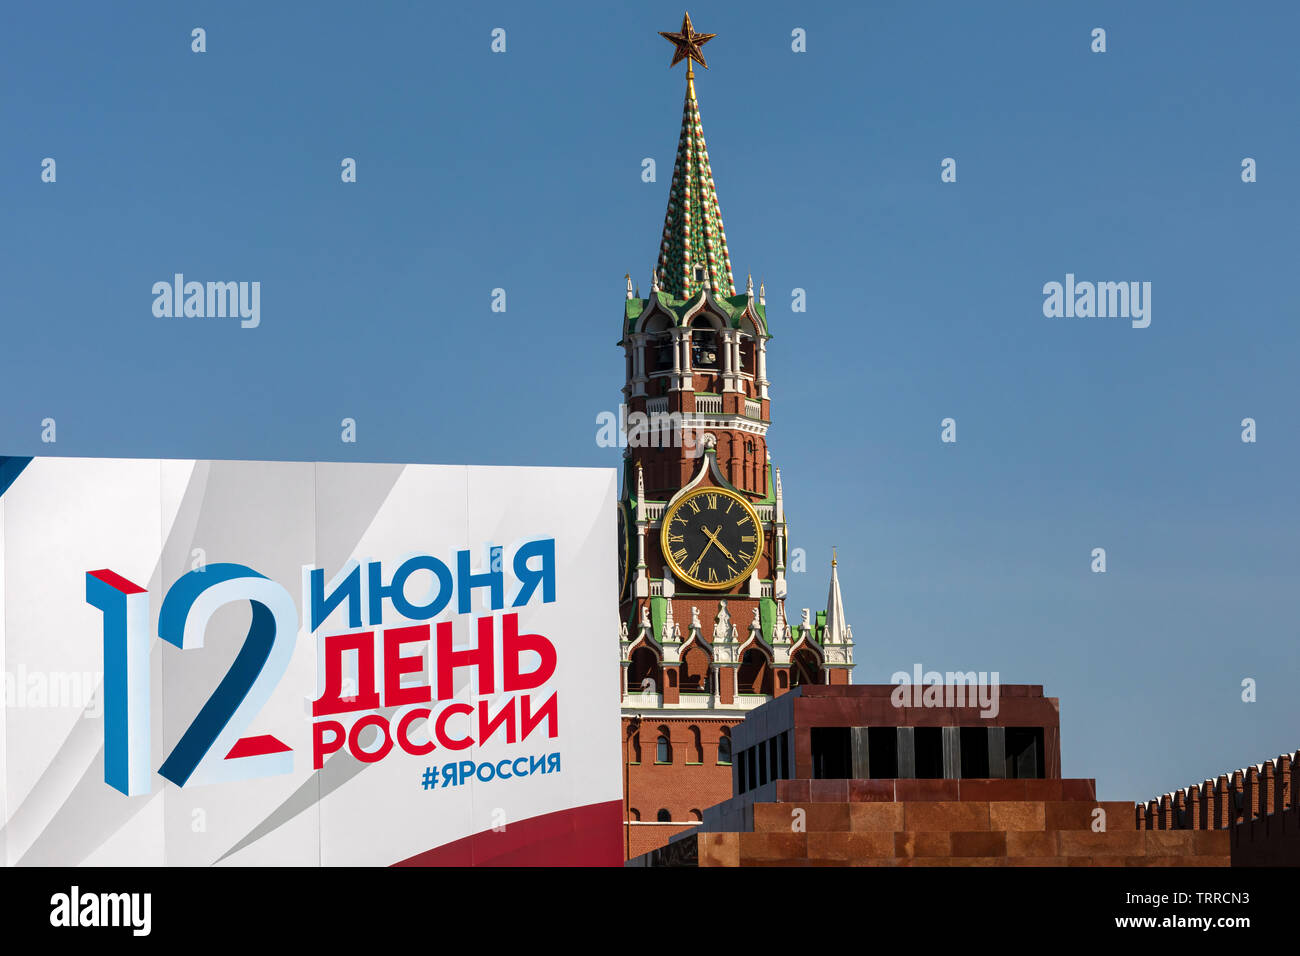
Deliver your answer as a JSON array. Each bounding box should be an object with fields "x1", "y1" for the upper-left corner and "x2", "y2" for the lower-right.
[{"x1": 1135, "y1": 750, "x2": 1300, "y2": 866}]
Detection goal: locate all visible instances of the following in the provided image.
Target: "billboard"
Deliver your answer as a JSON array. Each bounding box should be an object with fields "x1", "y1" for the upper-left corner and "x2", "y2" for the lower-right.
[{"x1": 0, "y1": 456, "x2": 622, "y2": 866}]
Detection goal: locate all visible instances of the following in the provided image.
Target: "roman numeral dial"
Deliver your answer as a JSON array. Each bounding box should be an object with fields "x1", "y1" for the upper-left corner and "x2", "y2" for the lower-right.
[{"x1": 659, "y1": 487, "x2": 764, "y2": 591}]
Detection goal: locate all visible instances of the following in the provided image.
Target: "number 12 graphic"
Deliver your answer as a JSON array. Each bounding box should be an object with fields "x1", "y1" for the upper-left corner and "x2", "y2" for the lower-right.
[{"x1": 87, "y1": 564, "x2": 297, "y2": 796}]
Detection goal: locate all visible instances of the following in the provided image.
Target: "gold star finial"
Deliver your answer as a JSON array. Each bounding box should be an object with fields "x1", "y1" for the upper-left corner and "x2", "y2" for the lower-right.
[{"x1": 660, "y1": 12, "x2": 716, "y2": 77}]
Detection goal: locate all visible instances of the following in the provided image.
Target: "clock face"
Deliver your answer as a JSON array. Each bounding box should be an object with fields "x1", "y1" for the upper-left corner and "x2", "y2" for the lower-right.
[
  {"x1": 660, "y1": 487, "x2": 763, "y2": 590},
  {"x1": 617, "y1": 499, "x2": 630, "y2": 599}
]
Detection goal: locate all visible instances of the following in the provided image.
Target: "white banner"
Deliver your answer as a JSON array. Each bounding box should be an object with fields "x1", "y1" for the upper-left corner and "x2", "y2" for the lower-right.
[{"x1": 0, "y1": 457, "x2": 622, "y2": 866}]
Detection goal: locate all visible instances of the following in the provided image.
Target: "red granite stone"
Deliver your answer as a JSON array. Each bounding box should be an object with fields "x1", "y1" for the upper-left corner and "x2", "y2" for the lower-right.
[
  {"x1": 1008, "y1": 857, "x2": 1064, "y2": 866},
  {"x1": 988, "y1": 699, "x2": 1053, "y2": 723},
  {"x1": 1060, "y1": 779, "x2": 1097, "y2": 800},
  {"x1": 1057, "y1": 830, "x2": 1143, "y2": 857},
  {"x1": 1043, "y1": 801, "x2": 1099, "y2": 831},
  {"x1": 802, "y1": 802, "x2": 852, "y2": 831},
  {"x1": 738, "y1": 831, "x2": 808, "y2": 862},
  {"x1": 809, "y1": 779, "x2": 849, "y2": 803},
  {"x1": 1099, "y1": 801, "x2": 1137, "y2": 831},
  {"x1": 894, "y1": 831, "x2": 951, "y2": 858},
  {"x1": 850, "y1": 803, "x2": 905, "y2": 832},
  {"x1": 848, "y1": 779, "x2": 896, "y2": 802},
  {"x1": 752, "y1": 803, "x2": 797, "y2": 833},
  {"x1": 895, "y1": 779, "x2": 960, "y2": 801},
  {"x1": 959, "y1": 779, "x2": 1027, "y2": 801},
  {"x1": 1143, "y1": 831, "x2": 1202, "y2": 857},
  {"x1": 904, "y1": 801, "x2": 990, "y2": 832},
  {"x1": 988, "y1": 801, "x2": 1046, "y2": 831},
  {"x1": 950, "y1": 831, "x2": 1008, "y2": 857},
  {"x1": 775, "y1": 779, "x2": 810, "y2": 803},
  {"x1": 1021, "y1": 780, "x2": 1065, "y2": 801},
  {"x1": 1193, "y1": 831, "x2": 1232, "y2": 855},
  {"x1": 807, "y1": 831, "x2": 894, "y2": 862},
  {"x1": 697, "y1": 832, "x2": 739, "y2": 867},
  {"x1": 1006, "y1": 830, "x2": 1056, "y2": 856}
]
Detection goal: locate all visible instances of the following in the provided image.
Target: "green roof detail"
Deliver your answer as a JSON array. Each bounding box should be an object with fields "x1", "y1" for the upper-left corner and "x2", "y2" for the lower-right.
[
  {"x1": 623, "y1": 290, "x2": 767, "y2": 336},
  {"x1": 656, "y1": 74, "x2": 735, "y2": 300},
  {"x1": 760, "y1": 595, "x2": 777, "y2": 644},
  {"x1": 650, "y1": 596, "x2": 667, "y2": 645},
  {"x1": 754, "y1": 463, "x2": 777, "y2": 505}
]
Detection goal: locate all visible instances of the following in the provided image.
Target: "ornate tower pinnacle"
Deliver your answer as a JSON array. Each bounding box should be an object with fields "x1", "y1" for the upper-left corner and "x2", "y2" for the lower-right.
[
  {"x1": 655, "y1": 13, "x2": 735, "y2": 301},
  {"x1": 821, "y1": 552, "x2": 855, "y2": 676}
]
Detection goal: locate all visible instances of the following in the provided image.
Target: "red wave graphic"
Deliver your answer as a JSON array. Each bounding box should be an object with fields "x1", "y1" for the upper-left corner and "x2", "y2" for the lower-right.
[{"x1": 392, "y1": 800, "x2": 624, "y2": 866}]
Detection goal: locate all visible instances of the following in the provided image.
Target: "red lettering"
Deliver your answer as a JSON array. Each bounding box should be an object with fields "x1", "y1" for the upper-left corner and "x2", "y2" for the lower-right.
[
  {"x1": 478, "y1": 697, "x2": 517, "y2": 745},
  {"x1": 503, "y1": 614, "x2": 556, "y2": 691},
  {"x1": 312, "y1": 630, "x2": 380, "y2": 716},
  {"x1": 348, "y1": 714, "x2": 393, "y2": 763},
  {"x1": 384, "y1": 624, "x2": 432, "y2": 706},
  {"x1": 436, "y1": 616, "x2": 495, "y2": 700},
  {"x1": 434, "y1": 701, "x2": 475, "y2": 750},
  {"x1": 396, "y1": 707, "x2": 435, "y2": 756},
  {"x1": 312, "y1": 720, "x2": 346, "y2": 769},
  {"x1": 520, "y1": 691, "x2": 559, "y2": 740}
]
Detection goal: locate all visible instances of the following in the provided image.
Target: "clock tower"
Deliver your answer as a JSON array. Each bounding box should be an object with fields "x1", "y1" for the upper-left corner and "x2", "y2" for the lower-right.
[{"x1": 616, "y1": 13, "x2": 855, "y2": 859}]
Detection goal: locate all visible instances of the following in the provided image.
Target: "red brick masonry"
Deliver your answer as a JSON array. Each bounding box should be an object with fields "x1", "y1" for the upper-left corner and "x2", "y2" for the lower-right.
[{"x1": 1137, "y1": 749, "x2": 1300, "y2": 866}]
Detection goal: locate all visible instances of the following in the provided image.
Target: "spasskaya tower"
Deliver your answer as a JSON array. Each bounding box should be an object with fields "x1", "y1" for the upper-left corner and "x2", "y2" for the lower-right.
[{"x1": 615, "y1": 13, "x2": 855, "y2": 859}]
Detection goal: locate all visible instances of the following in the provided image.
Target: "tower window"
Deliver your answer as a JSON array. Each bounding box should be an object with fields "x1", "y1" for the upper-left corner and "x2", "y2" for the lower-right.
[
  {"x1": 790, "y1": 648, "x2": 818, "y2": 688},
  {"x1": 690, "y1": 318, "x2": 719, "y2": 368},
  {"x1": 739, "y1": 334, "x2": 755, "y2": 373},
  {"x1": 657, "y1": 808, "x2": 671, "y2": 822},
  {"x1": 656, "y1": 729, "x2": 672, "y2": 764},
  {"x1": 680, "y1": 645, "x2": 711, "y2": 693},
  {"x1": 628, "y1": 647, "x2": 661, "y2": 696},
  {"x1": 717, "y1": 729, "x2": 732, "y2": 765},
  {"x1": 651, "y1": 333, "x2": 673, "y2": 373},
  {"x1": 738, "y1": 648, "x2": 773, "y2": 695}
]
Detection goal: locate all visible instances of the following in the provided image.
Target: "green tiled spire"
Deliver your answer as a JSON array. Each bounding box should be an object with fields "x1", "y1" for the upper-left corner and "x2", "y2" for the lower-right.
[{"x1": 656, "y1": 68, "x2": 736, "y2": 300}]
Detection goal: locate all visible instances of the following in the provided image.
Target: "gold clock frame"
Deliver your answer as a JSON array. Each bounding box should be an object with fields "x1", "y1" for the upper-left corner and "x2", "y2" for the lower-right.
[{"x1": 659, "y1": 486, "x2": 764, "y2": 590}]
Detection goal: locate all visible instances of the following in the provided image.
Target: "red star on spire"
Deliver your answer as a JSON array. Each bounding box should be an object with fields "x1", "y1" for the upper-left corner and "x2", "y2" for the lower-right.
[{"x1": 659, "y1": 12, "x2": 717, "y2": 70}]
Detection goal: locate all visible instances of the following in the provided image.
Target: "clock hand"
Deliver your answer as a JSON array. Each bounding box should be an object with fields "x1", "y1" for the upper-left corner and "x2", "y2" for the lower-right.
[
  {"x1": 688, "y1": 532, "x2": 720, "y2": 576},
  {"x1": 701, "y1": 526, "x2": 736, "y2": 562}
]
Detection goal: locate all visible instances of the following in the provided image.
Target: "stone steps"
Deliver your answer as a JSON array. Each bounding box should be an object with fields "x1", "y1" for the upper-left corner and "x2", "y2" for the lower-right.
[{"x1": 695, "y1": 798, "x2": 1231, "y2": 866}]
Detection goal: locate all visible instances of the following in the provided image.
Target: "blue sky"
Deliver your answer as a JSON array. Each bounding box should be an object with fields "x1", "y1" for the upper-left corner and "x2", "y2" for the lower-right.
[{"x1": 3, "y1": 1, "x2": 1298, "y2": 802}]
